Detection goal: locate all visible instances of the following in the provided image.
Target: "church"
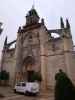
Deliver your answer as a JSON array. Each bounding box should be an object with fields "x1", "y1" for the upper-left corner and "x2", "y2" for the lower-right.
[{"x1": 1, "y1": 7, "x2": 75, "y2": 90}]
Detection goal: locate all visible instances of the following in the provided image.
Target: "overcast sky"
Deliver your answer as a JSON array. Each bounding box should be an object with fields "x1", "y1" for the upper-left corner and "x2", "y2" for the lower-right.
[{"x1": 0, "y1": 0, "x2": 75, "y2": 54}]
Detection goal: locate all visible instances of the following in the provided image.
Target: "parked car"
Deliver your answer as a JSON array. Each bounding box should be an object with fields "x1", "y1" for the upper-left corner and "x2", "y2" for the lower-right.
[{"x1": 14, "y1": 82, "x2": 40, "y2": 95}]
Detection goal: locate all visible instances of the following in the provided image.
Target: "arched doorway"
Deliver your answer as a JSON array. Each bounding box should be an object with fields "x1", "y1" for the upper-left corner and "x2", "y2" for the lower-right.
[{"x1": 23, "y1": 56, "x2": 35, "y2": 82}]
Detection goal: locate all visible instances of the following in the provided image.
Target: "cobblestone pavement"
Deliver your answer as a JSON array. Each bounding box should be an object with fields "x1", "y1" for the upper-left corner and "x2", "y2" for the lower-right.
[
  {"x1": 0, "y1": 87, "x2": 54, "y2": 100},
  {"x1": 1, "y1": 95, "x2": 54, "y2": 100}
]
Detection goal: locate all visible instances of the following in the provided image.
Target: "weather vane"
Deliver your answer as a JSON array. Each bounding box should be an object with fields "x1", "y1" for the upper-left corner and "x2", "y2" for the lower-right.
[{"x1": 32, "y1": 0, "x2": 35, "y2": 9}]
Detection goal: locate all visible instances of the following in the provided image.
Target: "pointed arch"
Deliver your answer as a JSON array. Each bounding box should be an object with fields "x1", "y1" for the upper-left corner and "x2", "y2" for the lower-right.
[{"x1": 23, "y1": 56, "x2": 35, "y2": 69}]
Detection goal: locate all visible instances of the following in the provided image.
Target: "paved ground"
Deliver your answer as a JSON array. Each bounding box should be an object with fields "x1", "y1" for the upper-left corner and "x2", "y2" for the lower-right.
[{"x1": 0, "y1": 86, "x2": 54, "y2": 100}]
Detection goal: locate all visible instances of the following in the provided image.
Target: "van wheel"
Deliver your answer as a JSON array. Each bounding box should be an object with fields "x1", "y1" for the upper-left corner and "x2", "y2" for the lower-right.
[{"x1": 25, "y1": 91, "x2": 29, "y2": 96}]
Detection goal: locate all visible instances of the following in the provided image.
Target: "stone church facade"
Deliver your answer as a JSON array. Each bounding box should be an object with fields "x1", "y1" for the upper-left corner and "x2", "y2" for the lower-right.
[{"x1": 1, "y1": 7, "x2": 75, "y2": 89}]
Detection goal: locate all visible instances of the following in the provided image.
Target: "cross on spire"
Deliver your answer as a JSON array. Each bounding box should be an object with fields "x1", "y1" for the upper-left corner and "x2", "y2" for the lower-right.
[{"x1": 32, "y1": 0, "x2": 35, "y2": 9}]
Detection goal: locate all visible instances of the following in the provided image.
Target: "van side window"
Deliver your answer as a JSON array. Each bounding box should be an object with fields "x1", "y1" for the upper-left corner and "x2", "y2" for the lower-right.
[{"x1": 22, "y1": 83, "x2": 26, "y2": 86}]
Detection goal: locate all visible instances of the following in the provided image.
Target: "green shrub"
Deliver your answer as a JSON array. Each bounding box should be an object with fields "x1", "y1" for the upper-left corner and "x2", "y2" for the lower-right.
[
  {"x1": 0, "y1": 70, "x2": 9, "y2": 80},
  {"x1": 31, "y1": 72, "x2": 42, "y2": 82},
  {"x1": 55, "y1": 69, "x2": 75, "y2": 100}
]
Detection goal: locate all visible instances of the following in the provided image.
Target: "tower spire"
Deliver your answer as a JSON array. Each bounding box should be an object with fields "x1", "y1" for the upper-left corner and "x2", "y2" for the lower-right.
[
  {"x1": 32, "y1": 0, "x2": 35, "y2": 9},
  {"x1": 60, "y1": 17, "x2": 64, "y2": 28},
  {"x1": 66, "y1": 18, "x2": 70, "y2": 29},
  {"x1": 3, "y1": 36, "x2": 8, "y2": 50},
  {"x1": 4, "y1": 36, "x2": 7, "y2": 46}
]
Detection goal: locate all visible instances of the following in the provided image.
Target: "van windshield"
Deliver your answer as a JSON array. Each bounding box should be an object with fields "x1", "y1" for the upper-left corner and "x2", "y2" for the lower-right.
[{"x1": 16, "y1": 83, "x2": 21, "y2": 86}]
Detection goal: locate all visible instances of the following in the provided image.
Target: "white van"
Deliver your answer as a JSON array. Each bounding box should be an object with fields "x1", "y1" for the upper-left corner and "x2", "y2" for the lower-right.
[{"x1": 14, "y1": 82, "x2": 39, "y2": 95}]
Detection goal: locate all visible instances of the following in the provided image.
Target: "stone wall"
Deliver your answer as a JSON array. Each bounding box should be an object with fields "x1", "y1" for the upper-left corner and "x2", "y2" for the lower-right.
[{"x1": 2, "y1": 50, "x2": 16, "y2": 86}]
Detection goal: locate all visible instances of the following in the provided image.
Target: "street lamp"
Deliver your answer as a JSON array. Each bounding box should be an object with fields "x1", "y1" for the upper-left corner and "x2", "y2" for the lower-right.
[{"x1": 0, "y1": 22, "x2": 3, "y2": 35}]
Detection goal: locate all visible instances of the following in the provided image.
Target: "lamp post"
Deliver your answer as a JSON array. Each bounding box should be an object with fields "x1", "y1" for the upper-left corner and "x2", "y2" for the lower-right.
[
  {"x1": 0, "y1": 22, "x2": 3, "y2": 35},
  {"x1": 0, "y1": 22, "x2": 3, "y2": 72}
]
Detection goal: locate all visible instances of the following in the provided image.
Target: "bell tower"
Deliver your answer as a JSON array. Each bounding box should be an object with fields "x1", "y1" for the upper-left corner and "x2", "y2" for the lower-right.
[
  {"x1": 26, "y1": 7, "x2": 39, "y2": 25},
  {"x1": 15, "y1": 7, "x2": 41, "y2": 83}
]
